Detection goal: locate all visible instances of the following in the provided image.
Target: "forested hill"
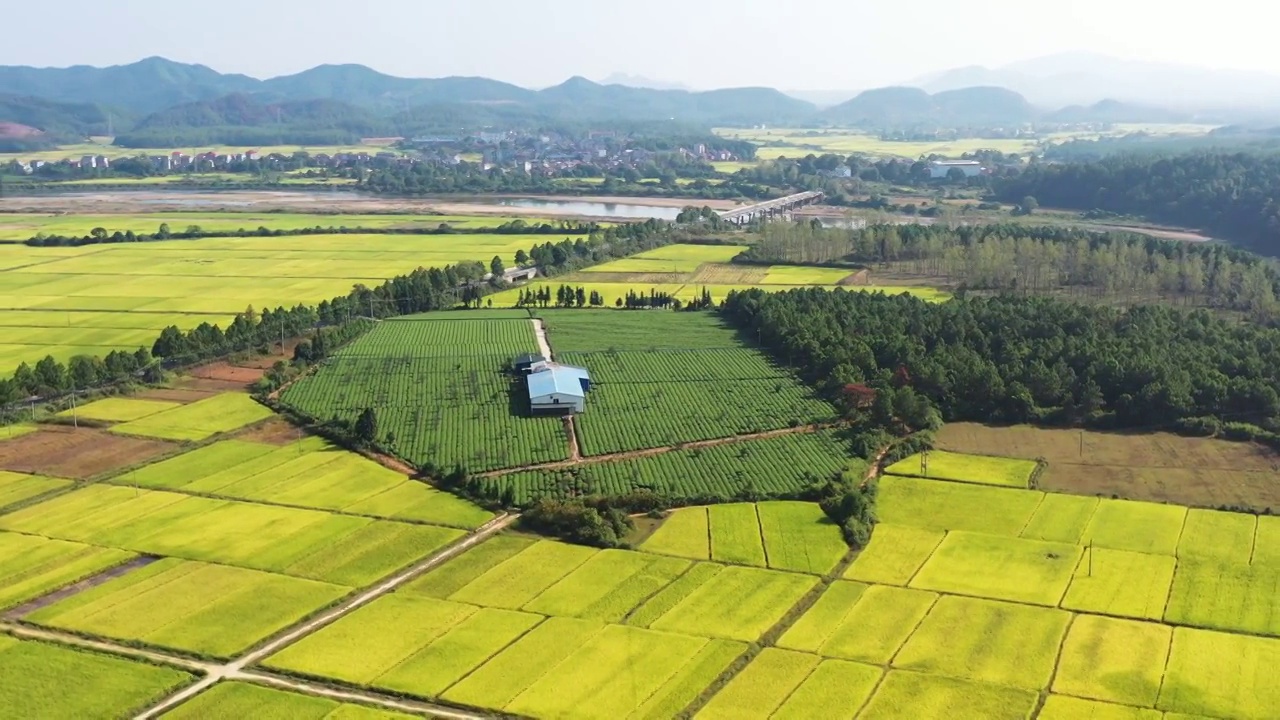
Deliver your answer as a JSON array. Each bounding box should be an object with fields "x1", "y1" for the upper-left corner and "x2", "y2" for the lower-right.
[
  {"x1": 721, "y1": 289, "x2": 1280, "y2": 444},
  {"x1": 995, "y1": 153, "x2": 1280, "y2": 255}
]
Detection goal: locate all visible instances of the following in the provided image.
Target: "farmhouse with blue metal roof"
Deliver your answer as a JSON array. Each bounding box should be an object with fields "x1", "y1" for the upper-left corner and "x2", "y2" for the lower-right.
[{"x1": 525, "y1": 361, "x2": 591, "y2": 414}]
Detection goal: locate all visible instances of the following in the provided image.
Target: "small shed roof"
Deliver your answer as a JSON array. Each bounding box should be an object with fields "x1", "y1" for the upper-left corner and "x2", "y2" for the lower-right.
[{"x1": 527, "y1": 364, "x2": 590, "y2": 399}]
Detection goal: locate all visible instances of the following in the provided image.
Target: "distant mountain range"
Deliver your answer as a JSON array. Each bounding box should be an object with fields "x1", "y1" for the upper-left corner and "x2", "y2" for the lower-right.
[
  {"x1": 1, "y1": 55, "x2": 1277, "y2": 151},
  {"x1": 598, "y1": 73, "x2": 692, "y2": 92},
  {"x1": 909, "y1": 52, "x2": 1280, "y2": 111}
]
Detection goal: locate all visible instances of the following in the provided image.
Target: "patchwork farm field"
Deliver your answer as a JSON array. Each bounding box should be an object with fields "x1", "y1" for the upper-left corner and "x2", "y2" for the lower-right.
[
  {"x1": 487, "y1": 243, "x2": 949, "y2": 308},
  {"x1": 0, "y1": 224, "x2": 580, "y2": 372}
]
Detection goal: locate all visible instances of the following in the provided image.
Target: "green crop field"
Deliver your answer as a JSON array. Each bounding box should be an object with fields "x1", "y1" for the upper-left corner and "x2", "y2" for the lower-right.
[
  {"x1": 109, "y1": 393, "x2": 273, "y2": 441},
  {"x1": 117, "y1": 437, "x2": 492, "y2": 528},
  {"x1": 695, "y1": 647, "x2": 821, "y2": 719},
  {"x1": 1164, "y1": 559, "x2": 1280, "y2": 637},
  {"x1": 770, "y1": 658, "x2": 882, "y2": 720},
  {"x1": 281, "y1": 314, "x2": 570, "y2": 473},
  {"x1": 877, "y1": 475, "x2": 1044, "y2": 536},
  {"x1": 1053, "y1": 614, "x2": 1172, "y2": 707},
  {"x1": 0, "y1": 470, "x2": 72, "y2": 509},
  {"x1": 543, "y1": 311, "x2": 838, "y2": 455},
  {"x1": 487, "y1": 431, "x2": 852, "y2": 504},
  {"x1": 0, "y1": 636, "x2": 193, "y2": 718},
  {"x1": 0, "y1": 485, "x2": 462, "y2": 585},
  {"x1": 1039, "y1": 696, "x2": 1163, "y2": 720},
  {"x1": 1176, "y1": 508, "x2": 1257, "y2": 563},
  {"x1": 639, "y1": 501, "x2": 847, "y2": 575},
  {"x1": 1158, "y1": 627, "x2": 1280, "y2": 718},
  {"x1": 884, "y1": 450, "x2": 1038, "y2": 488},
  {"x1": 857, "y1": 670, "x2": 1039, "y2": 720},
  {"x1": 162, "y1": 681, "x2": 420, "y2": 719},
  {"x1": 844, "y1": 524, "x2": 944, "y2": 585},
  {"x1": 1019, "y1": 493, "x2": 1099, "y2": 544},
  {"x1": 893, "y1": 595, "x2": 1070, "y2": 690},
  {"x1": 779, "y1": 582, "x2": 936, "y2": 665},
  {"x1": 1081, "y1": 498, "x2": 1188, "y2": 555},
  {"x1": 0, "y1": 531, "x2": 135, "y2": 610},
  {"x1": 27, "y1": 558, "x2": 349, "y2": 657},
  {"x1": 1061, "y1": 547, "x2": 1176, "y2": 620},
  {"x1": 909, "y1": 531, "x2": 1081, "y2": 606},
  {"x1": 56, "y1": 397, "x2": 180, "y2": 423},
  {"x1": 646, "y1": 565, "x2": 817, "y2": 642},
  {"x1": 0, "y1": 228, "x2": 574, "y2": 372}
]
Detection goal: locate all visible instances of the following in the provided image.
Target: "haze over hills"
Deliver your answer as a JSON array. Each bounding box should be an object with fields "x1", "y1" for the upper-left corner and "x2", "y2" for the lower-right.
[
  {"x1": 598, "y1": 73, "x2": 692, "y2": 92},
  {"x1": 912, "y1": 52, "x2": 1280, "y2": 110},
  {"x1": 0, "y1": 55, "x2": 1275, "y2": 150}
]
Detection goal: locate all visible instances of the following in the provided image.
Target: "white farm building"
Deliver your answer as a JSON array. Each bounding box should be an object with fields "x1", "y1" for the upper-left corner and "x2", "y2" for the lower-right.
[
  {"x1": 525, "y1": 361, "x2": 591, "y2": 414},
  {"x1": 928, "y1": 160, "x2": 985, "y2": 179}
]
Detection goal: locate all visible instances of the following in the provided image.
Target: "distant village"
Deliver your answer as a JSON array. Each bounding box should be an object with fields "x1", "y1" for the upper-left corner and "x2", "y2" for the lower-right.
[{"x1": 3, "y1": 129, "x2": 746, "y2": 179}]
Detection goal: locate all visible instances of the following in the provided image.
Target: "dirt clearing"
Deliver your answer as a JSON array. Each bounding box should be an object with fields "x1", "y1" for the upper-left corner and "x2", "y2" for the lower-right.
[
  {"x1": 0, "y1": 426, "x2": 176, "y2": 479},
  {"x1": 236, "y1": 417, "x2": 306, "y2": 446},
  {"x1": 936, "y1": 422, "x2": 1280, "y2": 511}
]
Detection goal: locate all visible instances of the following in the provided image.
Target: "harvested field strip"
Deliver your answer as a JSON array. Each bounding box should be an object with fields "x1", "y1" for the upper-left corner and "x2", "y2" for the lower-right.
[
  {"x1": 0, "y1": 426, "x2": 176, "y2": 480},
  {"x1": 110, "y1": 393, "x2": 273, "y2": 442},
  {"x1": 694, "y1": 647, "x2": 820, "y2": 719},
  {"x1": 0, "y1": 636, "x2": 194, "y2": 718},
  {"x1": 892, "y1": 595, "x2": 1071, "y2": 690},
  {"x1": 709, "y1": 504, "x2": 766, "y2": 566},
  {"x1": 1061, "y1": 547, "x2": 1175, "y2": 621},
  {"x1": 0, "y1": 532, "x2": 136, "y2": 611},
  {"x1": 648, "y1": 565, "x2": 817, "y2": 642},
  {"x1": 884, "y1": 450, "x2": 1037, "y2": 488},
  {"x1": 843, "y1": 524, "x2": 945, "y2": 586},
  {"x1": 26, "y1": 558, "x2": 349, "y2": 658},
  {"x1": 1052, "y1": 614, "x2": 1172, "y2": 707},
  {"x1": 0, "y1": 471, "x2": 72, "y2": 510}
]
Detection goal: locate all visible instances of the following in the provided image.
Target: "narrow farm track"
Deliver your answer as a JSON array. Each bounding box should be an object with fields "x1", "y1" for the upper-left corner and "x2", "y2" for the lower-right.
[
  {"x1": 2, "y1": 556, "x2": 160, "y2": 621},
  {"x1": 531, "y1": 317, "x2": 553, "y2": 359},
  {"x1": 236, "y1": 671, "x2": 485, "y2": 720},
  {"x1": 477, "y1": 422, "x2": 840, "y2": 478}
]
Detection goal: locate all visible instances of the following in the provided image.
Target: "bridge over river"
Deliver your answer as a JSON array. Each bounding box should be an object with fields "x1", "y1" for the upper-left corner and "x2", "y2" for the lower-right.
[{"x1": 718, "y1": 191, "x2": 825, "y2": 224}]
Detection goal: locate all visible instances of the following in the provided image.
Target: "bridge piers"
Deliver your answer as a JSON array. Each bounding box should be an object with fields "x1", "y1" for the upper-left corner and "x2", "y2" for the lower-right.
[{"x1": 719, "y1": 191, "x2": 825, "y2": 225}]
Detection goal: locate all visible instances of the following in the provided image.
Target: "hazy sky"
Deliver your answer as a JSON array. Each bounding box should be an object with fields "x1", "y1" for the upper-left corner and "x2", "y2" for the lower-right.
[{"x1": 5, "y1": 0, "x2": 1280, "y2": 90}]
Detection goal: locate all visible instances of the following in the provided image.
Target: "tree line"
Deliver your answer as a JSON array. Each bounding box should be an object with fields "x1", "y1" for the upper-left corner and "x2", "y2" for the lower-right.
[
  {"x1": 993, "y1": 152, "x2": 1280, "y2": 256},
  {"x1": 25, "y1": 219, "x2": 598, "y2": 247},
  {"x1": 1, "y1": 219, "x2": 677, "y2": 408},
  {"x1": 722, "y1": 288, "x2": 1280, "y2": 447},
  {"x1": 741, "y1": 222, "x2": 1280, "y2": 320}
]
